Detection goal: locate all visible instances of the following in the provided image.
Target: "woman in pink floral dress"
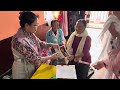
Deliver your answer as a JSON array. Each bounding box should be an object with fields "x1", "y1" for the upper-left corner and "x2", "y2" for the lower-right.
[{"x1": 11, "y1": 11, "x2": 60, "y2": 79}]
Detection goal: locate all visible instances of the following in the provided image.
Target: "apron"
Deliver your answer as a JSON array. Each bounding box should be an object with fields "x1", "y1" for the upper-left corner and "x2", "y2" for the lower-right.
[{"x1": 12, "y1": 48, "x2": 35, "y2": 79}]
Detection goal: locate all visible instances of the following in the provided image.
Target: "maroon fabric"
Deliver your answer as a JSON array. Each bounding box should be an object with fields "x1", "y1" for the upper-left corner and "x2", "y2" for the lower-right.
[
  {"x1": 0, "y1": 36, "x2": 14, "y2": 75},
  {"x1": 72, "y1": 36, "x2": 91, "y2": 63}
]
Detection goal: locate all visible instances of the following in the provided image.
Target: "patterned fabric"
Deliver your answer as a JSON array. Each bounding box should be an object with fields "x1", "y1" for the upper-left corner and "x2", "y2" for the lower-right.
[
  {"x1": 11, "y1": 28, "x2": 53, "y2": 79},
  {"x1": 12, "y1": 28, "x2": 51, "y2": 68}
]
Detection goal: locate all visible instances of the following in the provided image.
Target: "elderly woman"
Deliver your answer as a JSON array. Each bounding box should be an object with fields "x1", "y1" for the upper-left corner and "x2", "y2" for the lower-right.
[
  {"x1": 92, "y1": 11, "x2": 120, "y2": 79},
  {"x1": 46, "y1": 20, "x2": 66, "y2": 65},
  {"x1": 11, "y1": 11, "x2": 60, "y2": 79},
  {"x1": 66, "y1": 19, "x2": 91, "y2": 79}
]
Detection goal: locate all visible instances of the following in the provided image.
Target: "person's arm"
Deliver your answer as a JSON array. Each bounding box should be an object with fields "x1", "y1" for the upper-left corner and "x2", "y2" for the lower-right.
[
  {"x1": 36, "y1": 34, "x2": 59, "y2": 50},
  {"x1": 13, "y1": 38, "x2": 61, "y2": 69},
  {"x1": 12, "y1": 39, "x2": 53, "y2": 68},
  {"x1": 39, "y1": 40, "x2": 59, "y2": 50},
  {"x1": 83, "y1": 36, "x2": 91, "y2": 63},
  {"x1": 60, "y1": 29, "x2": 66, "y2": 45},
  {"x1": 46, "y1": 31, "x2": 51, "y2": 43},
  {"x1": 92, "y1": 60, "x2": 105, "y2": 70}
]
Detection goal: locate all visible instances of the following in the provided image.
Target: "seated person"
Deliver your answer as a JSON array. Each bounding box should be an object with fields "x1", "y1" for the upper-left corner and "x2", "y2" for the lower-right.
[{"x1": 46, "y1": 20, "x2": 66, "y2": 65}]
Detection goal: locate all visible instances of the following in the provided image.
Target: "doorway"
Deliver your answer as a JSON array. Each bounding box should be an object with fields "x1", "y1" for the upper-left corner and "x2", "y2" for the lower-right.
[{"x1": 87, "y1": 11, "x2": 109, "y2": 29}]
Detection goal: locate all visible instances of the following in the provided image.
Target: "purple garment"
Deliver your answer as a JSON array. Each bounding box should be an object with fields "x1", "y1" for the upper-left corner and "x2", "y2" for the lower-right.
[{"x1": 72, "y1": 36, "x2": 91, "y2": 63}]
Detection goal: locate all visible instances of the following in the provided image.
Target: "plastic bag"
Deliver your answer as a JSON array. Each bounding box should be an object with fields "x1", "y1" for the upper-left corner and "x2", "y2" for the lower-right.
[{"x1": 31, "y1": 64, "x2": 56, "y2": 79}]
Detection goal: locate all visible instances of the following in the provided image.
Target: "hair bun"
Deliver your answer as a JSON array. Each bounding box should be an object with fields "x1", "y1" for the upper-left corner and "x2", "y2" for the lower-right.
[
  {"x1": 19, "y1": 11, "x2": 25, "y2": 20},
  {"x1": 19, "y1": 11, "x2": 24, "y2": 15}
]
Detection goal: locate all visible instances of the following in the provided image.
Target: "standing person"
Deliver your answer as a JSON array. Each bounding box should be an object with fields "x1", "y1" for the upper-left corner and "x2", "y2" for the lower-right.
[
  {"x1": 46, "y1": 20, "x2": 66, "y2": 65},
  {"x1": 92, "y1": 11, "x2": 120, "y2": 79},
  {"x1": 11, "y1": 11, "x2": 60, "y2": 79},
  {"x1": 66, "y1": 19, "x2": 91, "y2": 79}
]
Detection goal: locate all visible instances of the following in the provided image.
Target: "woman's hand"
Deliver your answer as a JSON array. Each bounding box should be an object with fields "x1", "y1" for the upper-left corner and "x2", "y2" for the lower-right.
[
  {"x1": 67, "y1": 55, "x2": 74, "y2": 61},
  {"x1": 75, "y1": 53, "x2": 84, "y2": 58},
  {"x1": 59, "y1": 43, "x2": 64, "y2": 46},
  {"x1": 59, "y1": 41, "x2": 65, "y2": 46},
  {"x1": 40, "y1": 53, "x2": 60, "y2": 63},
  {"x1": 50, "y1": 52, "x2": 61, "y2": 60},
  {"x1": 74, "y1": 57, "x2": 82, "y2": 62},
  {"x1": 92, "y1": 61, "x2": 105, "y2": 70},
  {"x1": 74, "y1": 53, "x2": 84, "y2": 62},
  {"x1": 51, "y1": 43, "x2": 59, "y2": 50}
]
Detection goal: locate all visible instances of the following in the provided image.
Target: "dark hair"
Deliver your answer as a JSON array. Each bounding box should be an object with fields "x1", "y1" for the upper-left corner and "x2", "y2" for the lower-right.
[
  {"x1": 51, "y1": 19, "x2": 59, "y2": 26},
  {"x1": 76, "y1": 19, "x2": 87, "y2": 28},
  {"x1": 45, "y1": 22, "x2": 49, "y2": 26},
  {"x1": 19, "y1": 11, "x2": 39, "y2": 28}
]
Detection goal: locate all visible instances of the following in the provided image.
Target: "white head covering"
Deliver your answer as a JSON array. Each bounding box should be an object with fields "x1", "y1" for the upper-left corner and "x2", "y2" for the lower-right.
[{"x1": 97, "y1": 14, "x2": 120, "y2": 61}]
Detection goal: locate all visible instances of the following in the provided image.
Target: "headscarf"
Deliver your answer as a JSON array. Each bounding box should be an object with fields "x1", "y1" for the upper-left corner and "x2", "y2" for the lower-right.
[{"x1": 98, "y1": 14, "x2": 120, "y2": 61}]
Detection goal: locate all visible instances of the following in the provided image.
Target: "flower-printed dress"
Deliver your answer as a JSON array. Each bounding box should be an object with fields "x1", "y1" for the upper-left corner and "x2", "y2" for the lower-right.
[{"x1": 11, "y1": 28, "x2": 51, "y2": 79}]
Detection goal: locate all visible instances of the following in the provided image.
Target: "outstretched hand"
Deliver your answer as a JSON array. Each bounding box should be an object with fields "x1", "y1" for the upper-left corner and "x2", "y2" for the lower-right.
[
  {"x1": 51, "y1": 52, "x2": 61, "y2": 60},
  {"x1": 91, "y1": 61, "x2": 104, "y2": 70},
  {"x1": 67, "y1": 55, "x2": 74, "y2": 61},
  {"x1": 51, "y1": 43, "x2": 59, "y2": 50}
]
